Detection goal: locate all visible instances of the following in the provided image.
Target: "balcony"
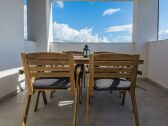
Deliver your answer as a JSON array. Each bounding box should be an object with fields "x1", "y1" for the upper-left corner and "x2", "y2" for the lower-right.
[{"x1": 0, "y1": 0, "x2": 168, "y2": 126}]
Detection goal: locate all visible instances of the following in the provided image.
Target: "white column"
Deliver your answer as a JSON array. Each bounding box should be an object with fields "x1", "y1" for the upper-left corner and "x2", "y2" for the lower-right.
[
  {"x1": 27, "y1": 0, "x2": 53, "y2": 51},
  {"x1": 46, "y1": 0, "x2": 54, "y2": 51},
  {"x1": 133, "y1": 0, "x2": 159, "y2": 77}
]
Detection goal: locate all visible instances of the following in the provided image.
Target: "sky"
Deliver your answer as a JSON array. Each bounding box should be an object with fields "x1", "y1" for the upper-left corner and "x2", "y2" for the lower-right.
[
  {"x1": 24, "y1": 0, "x2": 168, "y2": 42},
  {"x1": 52, "y1": 1, "x2": 133, "y2": 43},
  {"x1": 159, "y1": 0, "x2": 168, "y2": 40}
]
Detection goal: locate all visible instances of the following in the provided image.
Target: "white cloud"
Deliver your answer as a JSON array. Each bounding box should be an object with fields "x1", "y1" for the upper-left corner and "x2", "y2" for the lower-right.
[
  {"x1": 159, "y1": 29, "x2": 168, "y2": 35},
  {"x1": 24, "y1": 5, "x2": 27, "y2": 39},
  {"x1": 159, "y1": 27, "x2": 168, "y2": 40},
  {"x1": 111, "y1": 35, "x2": 132, "y2": 43},
  {"x1": 55, "y1": 1, "x2": 64, "y2": 8},
  {"x1": 103, "y1": 8, "x2": 121, "y2": 16},
  {"x1": 53, "y1": 22, "x2": 109, "y2": 43},
  {"x1": 105, "y1": 24, "x2": 132, "y2": 34}
]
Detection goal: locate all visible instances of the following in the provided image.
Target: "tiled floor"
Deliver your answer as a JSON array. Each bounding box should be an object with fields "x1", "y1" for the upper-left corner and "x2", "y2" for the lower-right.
[{"x1": 0, "y1": 79, "x2": 168, "y2": 126}]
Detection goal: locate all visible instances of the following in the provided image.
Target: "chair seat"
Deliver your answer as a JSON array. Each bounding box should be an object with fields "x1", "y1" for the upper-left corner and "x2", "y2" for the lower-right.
[
  {"x1": 94, "y1": 78, "x2": 130, "y2": 91},
  {"x1": 33, "y1": 78, "x2": 70, "y2": 89}
]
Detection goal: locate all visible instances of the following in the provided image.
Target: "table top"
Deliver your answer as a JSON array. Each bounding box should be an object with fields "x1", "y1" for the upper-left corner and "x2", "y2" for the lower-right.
[
  {"x1": 74, "y1": 56, "x2": 89, "y2": 60},
  {"x1": 74, "y1": 56, "x2": 89, "y2": 64}
]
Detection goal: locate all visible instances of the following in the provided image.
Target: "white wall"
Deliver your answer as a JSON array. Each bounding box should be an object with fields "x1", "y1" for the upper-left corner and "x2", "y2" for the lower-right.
[
  {"x1": 0, "y1": 0, "x2": 24, "y2": 98},
  {"x1": 50, "y1": 42, "x2": 134, "y2": 53},
  {"x1": 0, "y1": 68, "x2": 21, "y2": 98},
  {"x1": 148, "y1": 40, "x2": 168, "y2": 89},
  {"x1": 24, "y1": 40, "x2": 37, "y2": 53},
  {"x1": 0, "y1": 74, "x2": 19, "y2": 98},
  {"x1": 0, "y1": 0, "x2": 24, "y2": 71}
]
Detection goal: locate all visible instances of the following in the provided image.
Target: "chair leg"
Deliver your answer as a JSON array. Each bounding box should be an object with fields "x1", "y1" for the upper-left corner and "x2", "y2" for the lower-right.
[
  {"x1": 50, "y1": 90, "x2": 56, "y2": 99},
  {"x1": 129, "y1": 91, "x2": 135, "y2": 112},
  {"x1": 81, "y1": 64, "x2": 85, "y2": 88},
  {"x1": 34, "y1": 91, "x2": 41, "y2": 112},
  {"x1": 83, "y1": 72, "x2": 86, "y2": 88},
  {"x1": 86, "y1": 88, "x2": 91, "y2": 126},
  {"x1": 50, "y1": 91, "x2": 53, "y2": 99},
  {"x1": 42, "y1": 91, "x2": 47, "y2": 105},
  {"x1": 73, "y1": 92, "x2": 78, "y2": 126},
  {"x1": 21, "y1": 95, "x2": 32, "y2": 126},
  {"x1": 130, "y1": 92, "x2": 140, "y2": 126},
  {"x1": 121, "y1": 91, "x2": 126, "y2": 105},
  {"x1": 119, "y1": 91, "x2": 122, "y2": 98},
  {"x1": 79, "y1": 78, "x2": 82, "y2": 104}
]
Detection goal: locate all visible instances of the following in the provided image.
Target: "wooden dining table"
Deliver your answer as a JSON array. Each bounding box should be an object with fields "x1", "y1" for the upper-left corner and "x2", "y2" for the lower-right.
[{"x1": 74, "y1": 56, "x2": 89, "y2": 64}]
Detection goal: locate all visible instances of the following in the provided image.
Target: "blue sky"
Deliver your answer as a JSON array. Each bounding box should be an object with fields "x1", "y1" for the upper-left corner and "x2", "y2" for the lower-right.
[
  {"x1": 159, "y1": 0, "x2": 168, "y2": 40},
  {"x1": 52, "y1": 1, "x2": 133, "y2": 43}
]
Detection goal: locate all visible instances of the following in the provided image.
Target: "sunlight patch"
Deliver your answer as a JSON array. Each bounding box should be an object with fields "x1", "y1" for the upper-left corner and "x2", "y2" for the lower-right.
[{"x1": 58, "y1": 100, "x2": 74, "y2": 107}]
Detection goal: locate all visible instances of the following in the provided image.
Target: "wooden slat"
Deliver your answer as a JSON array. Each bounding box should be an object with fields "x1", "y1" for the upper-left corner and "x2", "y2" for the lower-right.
[
  {"x1": 28, "y1": 60, "x2": 69, "y2": 65},
  {"x1": 94, "y1": 51, "x2": 115, "y2": 54},
  {"x1": 64, "y1": 51, "x2": 83, "y2": 55},
  {"x1": 94, "y1": 67, "x2": 132, "y2": 73},
  {"x1": 94, "y1": 73, "x2": 131, "y2": 78},
  {"x1": 69, "y1": 53, "x2": 75, "y2": 93},
  {"x1": 94, "y1": 54, "x2": 134, "y2": 61},
  {"x1": 94, "y1": 61, "x2": 133, "y2": 66},
  {"x1": 27, "y1": 53, "x2": 69, "y2": 60},
  {"x1": 29, "y1": 66, "x2": 70, "y2": 72},
  {"x1": 30, "y1": 72, "x2": 70, "y2": 78}
]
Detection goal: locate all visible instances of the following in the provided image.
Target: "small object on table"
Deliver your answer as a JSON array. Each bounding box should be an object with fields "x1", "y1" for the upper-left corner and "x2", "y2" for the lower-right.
[{"x1": 83, "y1": 45, "x2": 90, "y2": 58}]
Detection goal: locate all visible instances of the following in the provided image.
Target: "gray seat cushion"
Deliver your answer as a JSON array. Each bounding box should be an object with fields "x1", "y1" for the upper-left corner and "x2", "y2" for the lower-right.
[
  {"x1": 94, "y1": 78, "x2": 130, "y2": 91},
  {"x1": 33, "y1": 78, "x2": 70, "y2": 89}
]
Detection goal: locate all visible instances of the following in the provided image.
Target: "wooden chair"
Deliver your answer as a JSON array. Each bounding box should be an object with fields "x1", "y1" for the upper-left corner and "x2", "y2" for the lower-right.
[
  {"x1": 21, "y1": 52, "x2": 78, "y2": 126},
  {"x1": 86, "y1": 53, "x2": 140, "y2": 126}
]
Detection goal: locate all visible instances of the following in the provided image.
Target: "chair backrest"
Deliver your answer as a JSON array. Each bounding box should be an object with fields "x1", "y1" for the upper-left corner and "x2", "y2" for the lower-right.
[
  {"x1": 89, "y1": 53, "x2": 139, "y2": 94},
  {"x1": 94, "y1": 51, "x2": 115, "y2": 54},
  {"x1": 64, "y1": 51, "x2": 83, "y2": 56},
  {"x1": 21, "y1": 52, "x2": 75, "y2": 95}
]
